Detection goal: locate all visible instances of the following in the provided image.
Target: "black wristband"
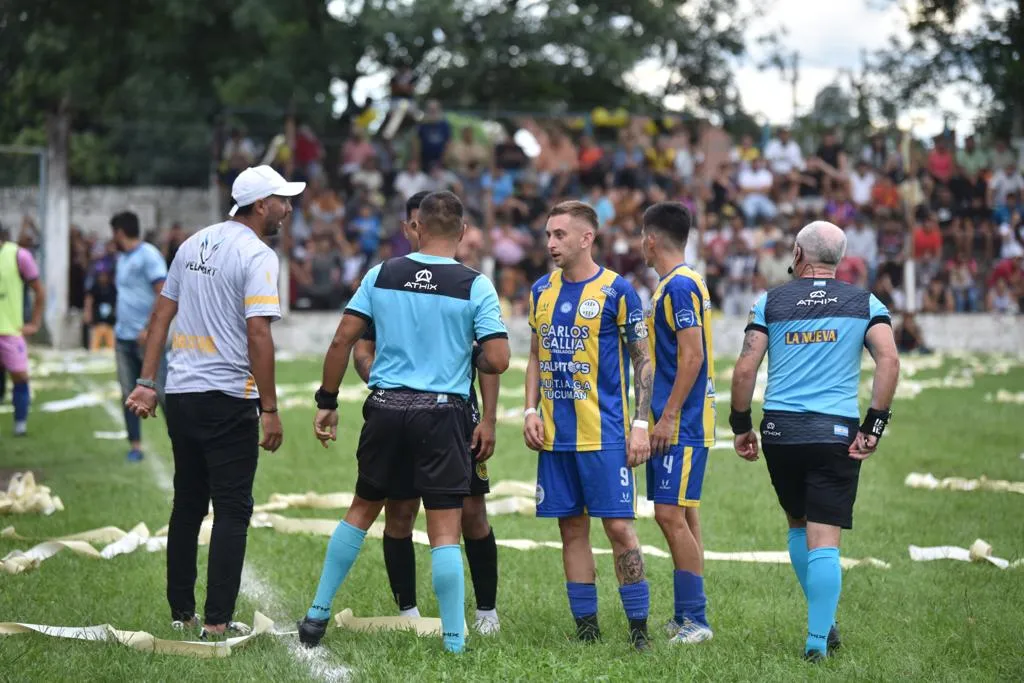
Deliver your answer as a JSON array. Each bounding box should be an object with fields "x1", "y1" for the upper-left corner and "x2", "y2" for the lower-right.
[
  {"x1": 315, "y1": 387, "x2": 339, "y2": 411},
  {"x1": 860, "y1": 408, "x2": 891, "y2": 439},
  {"x1": 729, "y1": 408, "x2": 753, "y2": 435},
  {"x1": 471, "y1": 345, "x2": 483, "y2": 369},
  {"x1": 260, "y1": 406, "x2": 278, "y2": 414}
]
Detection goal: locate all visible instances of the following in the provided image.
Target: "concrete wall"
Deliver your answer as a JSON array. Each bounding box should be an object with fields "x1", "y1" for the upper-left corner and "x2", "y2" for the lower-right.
[
  {"x1": 0, "y1": 186, "x2": 215, "y2": 236},
  {"x1": 271, "y1": 312, "x2": 1024, "y2": 357}
]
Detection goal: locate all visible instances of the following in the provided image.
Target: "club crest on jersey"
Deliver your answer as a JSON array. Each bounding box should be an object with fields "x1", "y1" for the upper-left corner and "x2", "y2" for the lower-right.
[
  {"x1": 675, "y1": 309, "x2": 695, "y2": 327},
  {"x1": 627, "y1": 309, "x2": 644, "y2": 325},
  {"x1": 559, "y1": 301, "x2": 573, "y2": 314},
  {"x1": 578, "y1": 298, "x2": 601, "y2": 319},
  {"x1": 475, "y1": 462, "x2": 489, "y2": 482},
  {"x1": 535, "y1": 484, "x2": 545, "y2": 505}
]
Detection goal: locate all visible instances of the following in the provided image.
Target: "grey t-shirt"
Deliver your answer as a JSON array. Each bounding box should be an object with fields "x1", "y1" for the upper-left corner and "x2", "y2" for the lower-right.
[{"x1": 162, "y1": 221, "x2": 281, "y2": 399}]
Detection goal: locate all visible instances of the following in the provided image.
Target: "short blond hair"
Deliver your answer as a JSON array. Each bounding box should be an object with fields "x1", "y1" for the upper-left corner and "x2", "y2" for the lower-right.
[{"x1": 548, "y1": 200, "x2": 599, "y2": 232}]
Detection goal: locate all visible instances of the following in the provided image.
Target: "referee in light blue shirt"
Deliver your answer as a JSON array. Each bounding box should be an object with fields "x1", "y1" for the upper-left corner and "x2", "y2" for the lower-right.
[
  {"x1": 298, "y1": 191, "x2": 510, "y2": 655},
  {"x1": 729, "y1": 221, "x2": 900, "y2": 663}
]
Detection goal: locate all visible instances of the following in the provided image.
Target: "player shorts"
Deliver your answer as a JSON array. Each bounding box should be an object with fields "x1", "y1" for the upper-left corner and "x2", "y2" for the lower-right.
[
  {"x1": 466, "y1": 400, "x2": 490, "y2": 497},
  {"x1": 355, "y1": 388, "x2": 472, "y2": 510},
  {"x1": 0, "y1": 335, "x2": 28, "y2": 374},
  {"x1": 761, "y1": 442, "x2": 862, "y2": 529},
  {"x1": 536, "y1": 449, "x2": 635, "y2": 519},
  {"x1": 646, "y1": 445, "x2": 710, "y2": 507}
]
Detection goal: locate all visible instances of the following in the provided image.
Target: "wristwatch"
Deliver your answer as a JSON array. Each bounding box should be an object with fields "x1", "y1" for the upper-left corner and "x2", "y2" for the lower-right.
[{"x1": 136, "y1": 378, "x2": 157, "y2": 390}]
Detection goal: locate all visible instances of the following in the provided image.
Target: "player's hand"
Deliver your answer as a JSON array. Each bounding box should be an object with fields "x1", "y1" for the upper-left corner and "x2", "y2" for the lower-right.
[
  {"x1": 314, "y1": 409, "x2": 338, "y2": 448},
  {"x1": 21, "y1": 322, "x2": 39, "y2": 337},
  {"x1": 523, "y1": 412, "x2": 545, "y2": 451},
  {"x1": 650, "y1": 416, "x2": 675, "y2": 457},
  {"x1": 627, "y1": 425, "x2": 651, "y2": 467},
  {"x1": 472, "y1": 419, "x2": 496, "y2": 462},
  {"x1": 125, "y1": 386, "x2": 158, "y2": 419},
  {"x1": 848, "y1": 432, "x2": 878, "y2": 460},
  {"x1": 734, "y1": 431, "x2": 760, "y2": 461},
  {"x1": 259, "y1": 411, "x2": 283, "y2": 452},
  {"x1": 138, "y1": 327, "x2": 149, "y2": 347}
]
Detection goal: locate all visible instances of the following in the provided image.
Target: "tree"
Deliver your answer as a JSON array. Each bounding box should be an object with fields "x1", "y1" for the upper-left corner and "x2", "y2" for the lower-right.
[{"x1": 874, "y1": 0, "x2": 1024, "y2": 138}]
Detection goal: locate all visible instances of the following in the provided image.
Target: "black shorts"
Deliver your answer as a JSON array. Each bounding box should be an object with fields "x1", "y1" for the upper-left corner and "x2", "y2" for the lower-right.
[
  {"x1": 355, "y1": 388, "x2": 472, "y2": 510},
  {"x1": 466, "y1": 399, "x2": 491, "y2": 497},
  {"x1": 761, "y1": 442, "x2": 862, "y2": 529}
]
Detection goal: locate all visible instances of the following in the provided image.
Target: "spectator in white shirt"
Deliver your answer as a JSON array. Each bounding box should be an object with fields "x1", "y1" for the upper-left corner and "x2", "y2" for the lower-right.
[
  {"x1": 763, "y1": 127, "x2": 804, "y2": 176},
  {"x1": 844, "y1": 218, "x2": 879, "y2": 283},
  {"x1": 738, "y1": 157, "x2": 777, "y2": 224},
  {"x1": 849, "y1": 160, "x2": 876, "y2": 209},
  {"x1": 393, "y1": 158, "x2": 431, "y2": 200},
  {"x1": 988, "y1": 162, "x2": 1024, "y2": 209}
]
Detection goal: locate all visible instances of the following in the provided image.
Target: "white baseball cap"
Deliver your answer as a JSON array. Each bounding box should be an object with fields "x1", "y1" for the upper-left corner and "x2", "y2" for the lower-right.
[{"x1": 228, "y1": 165, "x2": 306, "y2": 216}]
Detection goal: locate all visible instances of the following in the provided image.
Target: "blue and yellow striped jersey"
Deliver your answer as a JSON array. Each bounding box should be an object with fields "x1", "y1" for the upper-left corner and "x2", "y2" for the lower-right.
[
  {"x1": 646, "y1": 264, "x2": 716, "y2": 447},
  {"x1": 529, "y1": 268, "x2": 646, "y2": 452}
]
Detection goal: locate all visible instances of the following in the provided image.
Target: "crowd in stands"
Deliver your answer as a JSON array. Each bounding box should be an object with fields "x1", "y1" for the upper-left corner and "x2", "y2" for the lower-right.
[{"x1": 29, "y1": 100, "x2": 1024, "y2": 347}]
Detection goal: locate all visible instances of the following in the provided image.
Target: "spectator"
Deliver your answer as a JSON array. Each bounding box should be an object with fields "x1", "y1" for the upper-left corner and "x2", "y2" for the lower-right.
[
  {"x1": 84, "y1": 263, "x2": 117, "y2": 351},
  {"x1": 737, "y1": 157, "x2": 776, "y2": 224},
  {"x1": 895, "y1": 312, "x2": 932, "y2": 353},
  {"x1": 339, "y1": 129, "x2": 377, "y2": 179},
  {"x1": 613, "y1": 132, "x2": 646, "y2": 189},
  {"x1": 582, "y1": 183, "x2": 616, "y2": 230},
  {"x1": 483, "y1": 166, "x2": 516, "y2": 211},
  {"x1": 577, "y1": 135, "x2": 606, "y2": 188},
  {"x1": 351, "y1": 156, "x2": 385, "y2": 196},
  {"x1": 301, "y1": 233, "x2": 344, "y2": 310},
  {"x1": 989, "y1": 138, "x2": 1018, "y2": 172},
  {"x1": 835, "y1": 254, "x2": 868, "y2": 288},
  {"x1": 221, "y1": 127, "x2": 256, "y2": 181},
  {"x1": 645, "y1": 135, "x2": 676, "y2": 190},
  {"x1": 927, "y1": 136, "x2": 955, "y2": 186},
  {"x1": 947, "y1": 250, "x2": 980, "y2": 312},
  {"x1": 913, "y1": 213, "x2": 943, "y2": 261},
  {"x1": 845, "y1": 218, "x2": 879, "y2": 282},
  {"x1": 849, "y1": 159, "x2": 876, "y2": 209},
  {"x1": 873, "y1": 271, "x2": 905, "y2": 313},
  {"x1": 707, "y1": 162, "x2": 740, "y2": 218},
  {"x1": 996, "y1": 209, "x2": 1023, "y2": 260},
  {"x1": 536, "y1": 127, "x2": 578, "y2": 194},
  {"x1": 307, "y1": 176, "x2": 345, "y2": 231},
  {"x1": 986, "y1": 277, "x2": 1018, "y2": 314},
  {"x1": 722, "y1": 231, "x2": 756, "y2": 315},
  {"x1": 672, "y1": 129, "x2": 703, "y2": 184},
  {"x1": 956, "y1": 135, "x2": 988, "y2": 177},
  {"x1": 795, "y1": 158, "x2": 825, "y2": 214},
  {"x1": 987, "y1": 253, "x2": 1023, "y2": 290},
  {"x1": 425, "y1": 162, "x2": 462, "y2": 195},
  {"x1": 446, "y1": 126, "x2": 491, "y2": 177},
  {"x1": 921, "y1": 276, "x2": 955, "y2": 313},
  {"x1": 813, "y1": 129, "x2": 848, "y2": 195},
  {"x1": 294, "y1": 122, "x2": 325, "y2": 180},
  {"x1": 988, "y1": 161, "x2": 1024, "y2": 210},
  {"x1": 394, "y1": 158, "x2": 431, "y2": 200},
  {"x1": 494, "y1": 129, "x2": 529, "y2": 175},
  {"x1": 416, "y1": 99, "x2": 452, "y2": 170},
  {"x1": 763, "y1": 127, "x2": 804, "y2": 176},
  {"x1": 870, "y1": 173, "x2": 901, "y2": 215},
  {"x1": 825, "y1": 185, "x2": 856, "y2": 227},
  {"x1": 162, "y1": 222, "x2": 186, "y2": 268},
  {"x1": 993, "y1": 190, "x2": 1020, "y2": 227},
  {"x1": 730, "y1": 133, "x2": 760, "y2": 171},
  {"x1": 757, "y1": 239, "x2": 791, "y2": 288},
  {"x1": 861, "y1": 134, "x2": 892, "y2": 173},
  {"x1": 350, "y1": 203, "x2": 382, "y2": 260}
]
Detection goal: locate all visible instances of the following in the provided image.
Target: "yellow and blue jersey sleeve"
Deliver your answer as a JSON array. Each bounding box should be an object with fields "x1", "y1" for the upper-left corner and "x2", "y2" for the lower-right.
[
  {"x1": 615, "y1": 276, "x2": 647, "y2": 344},
  {"x1": 650, "y1": 270, "x2": 716, "y2": 447}
]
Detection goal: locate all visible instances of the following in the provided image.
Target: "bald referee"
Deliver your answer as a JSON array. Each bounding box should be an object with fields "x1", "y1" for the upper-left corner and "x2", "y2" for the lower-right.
[
  {"x1": 729, "y1": 221, "x2": 900, "y2": 662},
  {"x1": 298, "y1": 190, "x2": 509, "y2": 654},
  {"x1": 126, "y1": 165, "x2": 303, "y2": 638}
]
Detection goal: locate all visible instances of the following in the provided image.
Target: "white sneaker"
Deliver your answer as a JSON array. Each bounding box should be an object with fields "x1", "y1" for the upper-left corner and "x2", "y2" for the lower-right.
[
  {"x1": 663, "y1": 618, "x2": 684, "y2": 636},
  {"x1": 398, "y1": 607, "x2": 421, "y2": 619},
  {"x1": 472, "y1": 610, "x2": 500, "y2": 635},
  {"x1": 670, "y1": 619, "x2": 713, "y2": 644}
]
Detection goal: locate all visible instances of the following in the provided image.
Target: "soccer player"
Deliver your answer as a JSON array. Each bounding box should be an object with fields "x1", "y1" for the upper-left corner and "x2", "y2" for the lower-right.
[
  {"x1": 126, "y1": 165, "x2": 294, "y2": 638},
  {"x1": 638, "y1": 202, "x2": 716, "y2": 644},
  {"x1": 108, "y1": 211, "x2": 170, "y2": 462},
  {"x1": 523, "y1": 200, "x2": 654, "y2": 650},
  {"x1": 0, "y1": 225, "x2": 44, "y2": 438},
  {"x1": 729, "y1": 221, "x2": 900, "y2": 661},
  {"x1": 300, "y1": 191, "x2": 509, "y2": 654},
  {"x1": 353, "y1": 191, "x2": 502, "y2": 635}
]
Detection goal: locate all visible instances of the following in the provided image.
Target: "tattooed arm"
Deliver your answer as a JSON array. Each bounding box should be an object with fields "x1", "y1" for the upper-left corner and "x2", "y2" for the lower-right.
[
  {"x1": 627, "y1": 338, "x2": 653, "y2": 422},
  {"x1": 730, "y1": 330, "x2": 768, "y2": 413}
]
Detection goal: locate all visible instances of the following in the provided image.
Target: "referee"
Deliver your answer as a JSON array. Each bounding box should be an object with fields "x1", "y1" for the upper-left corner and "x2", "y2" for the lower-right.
[
  {"x1": 298, "y1": 190, "x2": 510, "y2": 654},
  {"x1": 728, "y1": 221, "x2": 900, "y2": 662},
  {"x1": 126, "y1": 165, "x2": 303, "y2": 638}
]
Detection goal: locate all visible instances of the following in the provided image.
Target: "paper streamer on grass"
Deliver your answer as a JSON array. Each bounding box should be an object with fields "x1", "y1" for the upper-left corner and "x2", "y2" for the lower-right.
[
  {"x1": 0, "y1": 472, "x2": 64, "y2": 516},
  {"x1": 0, "y1": 523, "x2": 157, "y2": 574},
  {"x1": 0, "y1": 611, "x2": 274, "y2": 658},
  {"x1": 908, "y1": 539, "x2": 1023, "y2": 570},
  {"x1": 904, "y1": 472, "x2": 1024, "y2": 495},
  {"x1": 332, "y1": 608, "x2": 470, "y2": 638}
]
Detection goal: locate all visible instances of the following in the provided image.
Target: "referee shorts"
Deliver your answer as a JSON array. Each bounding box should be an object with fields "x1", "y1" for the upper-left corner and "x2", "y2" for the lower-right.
[
  {"x1": 761, "y1": 442, "x2": 862, "y2": 529},
  {"x1": 355, "y1": 388, "x2": 471, "y2": 510}
]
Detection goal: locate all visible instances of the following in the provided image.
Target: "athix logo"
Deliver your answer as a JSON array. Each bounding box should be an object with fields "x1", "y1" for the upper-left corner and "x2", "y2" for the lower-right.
[
  {"x1": 763, "y1": 421, "x2": 782, "y2": 437},
  {"x1": 404, "y1": 268, "x2": 438, "y2": 291},
  {"x1": 797, "y1": 289, "x2": 838, "y2": 306}
]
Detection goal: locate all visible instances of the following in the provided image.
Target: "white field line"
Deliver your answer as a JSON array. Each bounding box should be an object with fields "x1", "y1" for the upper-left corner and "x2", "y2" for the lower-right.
[{"x1": 87, "y1": 380, "x2": 352, "y2": 682}]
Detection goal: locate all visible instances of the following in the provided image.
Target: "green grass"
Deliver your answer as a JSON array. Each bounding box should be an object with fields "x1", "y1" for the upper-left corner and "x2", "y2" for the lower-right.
[{"x1": 1, "y1": 350, "x2": 1023, "y2": 681}]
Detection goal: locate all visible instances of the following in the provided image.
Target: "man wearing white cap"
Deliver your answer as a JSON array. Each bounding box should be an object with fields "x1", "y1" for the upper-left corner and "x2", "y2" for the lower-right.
[{"x1": 125, "y1": 165, "x2": 304, "y2": 639}]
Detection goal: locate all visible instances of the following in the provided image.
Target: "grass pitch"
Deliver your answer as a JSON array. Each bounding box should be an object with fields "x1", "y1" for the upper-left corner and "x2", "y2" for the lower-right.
[{"x1": 1, "y1": 351, "x2": 1022, "y2": 682}]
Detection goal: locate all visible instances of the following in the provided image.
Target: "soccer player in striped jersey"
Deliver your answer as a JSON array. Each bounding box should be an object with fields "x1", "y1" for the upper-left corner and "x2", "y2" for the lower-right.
[
  {"x1": 639, "y1": 202, "x2": 717, "y2": 644},
  {"x1": 524, "y1": 200, "x2": 654, "y2": 650}
]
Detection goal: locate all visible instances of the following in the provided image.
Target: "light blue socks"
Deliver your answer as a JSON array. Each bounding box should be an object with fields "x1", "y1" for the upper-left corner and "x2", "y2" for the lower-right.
[
  {"x1": 307, "y1": 521, "x2": 366, "y2": 620},
  {"x1": 431, "y1": 545, "x2": 466, "y2": 653},
  {"x1": 805, "y1": 547, "x2": 841, "y2": 655},
  {"x1": 787, "y1": 527, "x2": 810, "y2": 596}
]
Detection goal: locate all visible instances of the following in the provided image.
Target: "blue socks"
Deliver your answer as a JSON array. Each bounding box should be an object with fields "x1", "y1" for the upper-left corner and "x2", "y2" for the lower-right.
[
  {"x1": 618, "y1": 581, "x2": 650, "y2": 621},
  {"x1": 673, "y1": 570, "x2": 708, "y2": 628},
  {"x1": 431, "y1": 545, "x2": 465, "y2": 654},
  {"x1": 307, "y1": 521, "x2": 366, "y2": 621},
  {"x1": 12, "y1": 381, "x2": 29, "y2": 423},
  {"x1": 566, "y1": 582, "x2": 598, "y2": 619},
  {"x1": 805, "y1": 546, "x2": 841, "y2": 655},
  {"x1": 787, "y1": 528, "x2": 810, "y2": 597}
]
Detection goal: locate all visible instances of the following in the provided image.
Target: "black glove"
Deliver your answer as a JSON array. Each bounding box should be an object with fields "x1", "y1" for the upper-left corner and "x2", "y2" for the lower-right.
[{"x1": 859, "y1": 408, "x2": 891, "y2": 439}]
